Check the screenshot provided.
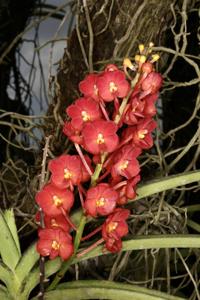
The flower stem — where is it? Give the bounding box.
[113,180,127,190]
[78,185,85,210]
[77,238,104,258]
[74,143,93,176]
[91,152,107,186]
[61,208,77,231]
[99,101,110,121]
[98,169,110,182]
[114,73,140,125]
[81,225,102,241]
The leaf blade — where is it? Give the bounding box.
[15,242,40,283]
[4,209,21,255]
[0,210,21,270]
[31,280,185,300]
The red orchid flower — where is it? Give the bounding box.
[122,118,157,149]
[35,212,71,232]
[123,95,145,125]
[111,145,141,180]
[143,92,159,117]
[63,121,83,145]
[79,73,100,101]
[84,183,118,217]
[97,70,130,102]
[102,208,130,252]
[105,237,122,253]
[36,228,74,260]
[82,119,119,155]
[132,118,157,149]
[36,183,74,216]
[48,154,92,189]
[124,91,159,125]
[140,72,162,98]
[66,97,102,130]
[117,174,141,205]
[44,215,70,233]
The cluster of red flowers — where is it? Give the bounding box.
[36,45,162,260]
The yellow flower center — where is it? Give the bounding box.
[81,110,90,121]
[120,160,129,170]
[64,168,72,179]
[96,133,105,144]
[51,240,60,250]
[107,221,118,233]
[109,81,118,93]
[138,129,148,139]
[96,197,105,207]
[53,195,63,207]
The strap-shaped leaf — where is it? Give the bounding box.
[74,235,200,262]
[135,170,200,200]
[0,262,13,287]
[31,280,185,300]
[15,242,39,283]
[0,210,21,270]
[0,285,10,300]
[22,234,200,298]
[4,209,21,255]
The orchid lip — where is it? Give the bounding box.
[107,221,118,233]
[96,197,105,207]
[51,240,60,250]
[81,110,90,121]
[109,81,118,93]
[138,129,148,139]
[96,133,105,144]
[53,195,63,207]
[120,160,129,170]
[64,168,72,179]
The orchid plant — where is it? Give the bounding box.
[36,43,162,262]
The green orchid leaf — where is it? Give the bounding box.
[0,262,13,288]
[4,209,21,255]
[23,234,200,297]
[73,234,200,263]
[0,210,21,270]
[15,242,39,284]
[0,286,11,300]
[0,283,8,293]
[31,280,185,300]
[135,170,200,200]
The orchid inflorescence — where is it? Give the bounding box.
[36,43,163,260]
